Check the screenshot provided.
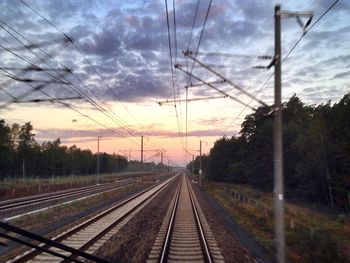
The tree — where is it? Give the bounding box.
[17,122,36,178]
[240,106,274,189]
[0,119,13,179]
[206,93,350,211]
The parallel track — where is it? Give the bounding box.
[0,180,132,213]
[8,174,179,263]
[148,174,225,263]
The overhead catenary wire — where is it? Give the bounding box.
[184,50,268,107]
[0,36,139,139]
[186,0,200,75]
[184,0,212,164]
[221,0,340,135]
[187,0,212,86]
[197,51,273,60]
[165,0,185,153]
[0,67,141,146]
[0,19,144,142]
[175,64,256,111]
[172,0,185,155]
[185,1,200,155]
[0,17,156,144]
[18,0,166,154]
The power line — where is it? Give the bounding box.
[197,51,273,59]
[221,0,340,135]
[18,0,157,147]
[165,0,185,152]
[172,0,185,151]
[176,64,256,110]
[187,0,212,86]
[4,0,182,157]
[0,19,143,140]
[0,67,141,146]
[185,0,211,164]
[184,51,268,107]
[186,0,200,73]
[0,37,139,140]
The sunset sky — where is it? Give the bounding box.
[0,0,349,165]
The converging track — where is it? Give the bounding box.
[148,174,225,263]
[8,174,180,263]
[0,180,134,221]
[0,180,134,212]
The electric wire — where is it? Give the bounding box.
[187,0,212,86]
[18,0,166,153]
[165,0,185,153]
[0,67,141,145]
[0,19,143,141]
[185,0,211,164]
[185,1,200,157]
[221,0,340,135]
[0,34,139,139]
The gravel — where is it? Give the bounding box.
[93,176,180,262]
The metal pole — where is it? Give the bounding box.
[274,5,285,263]
[199,140,202,187]
[192,155,194,175]
[186,87,188,164]
[97,137,100,185]
[141,136,143,170]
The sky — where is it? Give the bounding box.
[0,0,349,166]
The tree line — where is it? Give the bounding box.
[0,120,129,179]
[188,93,350,211]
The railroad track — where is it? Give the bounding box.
[0,180,133,213]
[148,174,225,263]
[8,173,179,263]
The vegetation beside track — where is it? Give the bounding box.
[204,181,350,262]
[0,183,144,262]
[0,172,152,200]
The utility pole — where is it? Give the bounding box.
[199,140,202,187]
[273,5,313,263]
[141,136,144,171]
[274,5,285,263]
[191,154,194,175]
[97,136,101,185]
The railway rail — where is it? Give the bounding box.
[148,174,225,263]
[0,180,133,213]
[6,173,179,263]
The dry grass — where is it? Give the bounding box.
[0,184,139,262]
[0,172,147,200]
[204,181,350,262]
[10,184,135,230]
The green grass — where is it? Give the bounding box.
[0,172,145,200]
[204,181,350,262]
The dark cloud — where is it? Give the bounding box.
[79,28,122,57]
[332,71,350,80]
[0,0,348,107]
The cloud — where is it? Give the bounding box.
[195,117,228,126]
[36,126,225,141]
[0,0,348,108]
[331,71,350,80]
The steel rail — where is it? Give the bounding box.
[159,179,181,263]
[187,177,213,263]
[0,182,125,211]
[10,174,179,262]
